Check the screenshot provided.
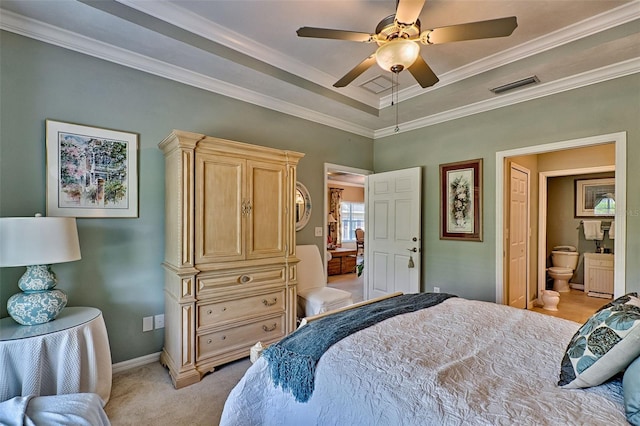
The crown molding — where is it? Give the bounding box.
[118,0,380,108]
[381,1,640,108]
[0,9,374,139]
[374,58,640,138]
[1,6,637,141]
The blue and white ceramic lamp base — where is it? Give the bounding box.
[7,264,67,326]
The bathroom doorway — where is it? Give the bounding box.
[495,132,627,310]
[540,167,615,295]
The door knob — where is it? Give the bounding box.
[407,247,417,253]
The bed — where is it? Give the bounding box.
[221,294,638,425]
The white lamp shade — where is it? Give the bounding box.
[0,216,81,267]
[375,39,420,72]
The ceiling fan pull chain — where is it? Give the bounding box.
[394,72,400,133]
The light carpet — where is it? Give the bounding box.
[104,358,251,425]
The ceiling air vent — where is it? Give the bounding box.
[359,75,396,94]
[490,76,539,94]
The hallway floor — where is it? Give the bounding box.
[328,271,363,303]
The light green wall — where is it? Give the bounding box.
[374,73,640,301]
[2,29,639,364]
[0,32,373,363]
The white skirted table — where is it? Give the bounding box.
[0,307,112,405]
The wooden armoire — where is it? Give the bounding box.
[158,130,303,388]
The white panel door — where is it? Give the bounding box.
[365,167,421,299]
[508,163,529,308]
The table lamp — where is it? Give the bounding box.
[0,214,81,325]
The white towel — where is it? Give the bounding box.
[583,220,603,240]
[608,221,615,239]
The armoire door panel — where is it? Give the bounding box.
[246,161,286,259]
[195,154,245,263]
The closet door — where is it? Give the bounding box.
[195,153,245,264]
[246,160,286,259]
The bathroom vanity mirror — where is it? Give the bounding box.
[295,182,312,231]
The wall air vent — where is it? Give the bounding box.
[490,76,540,94]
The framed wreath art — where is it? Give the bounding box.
[439,158,483,242]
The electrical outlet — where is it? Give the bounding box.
[433,287,440,293]
[154,314,165,329]
[143,316,153,332]
[314,227,323,237]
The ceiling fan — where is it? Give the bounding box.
[297,0,517,88]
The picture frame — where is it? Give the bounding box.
[575,178,615,218]
[46,120,139,218]
[440,158,483,241]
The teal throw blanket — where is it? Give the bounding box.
[263,292,457,402]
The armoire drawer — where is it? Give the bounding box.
[197,289,285,328]
[197,265,286,296]
[197,315,285,361]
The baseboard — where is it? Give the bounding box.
[112,351,162,374]
[528,296,541,309]
[570,283,584,290]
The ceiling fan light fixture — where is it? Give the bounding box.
[375,38,420,73]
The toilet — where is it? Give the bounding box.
[548,246,579,293]
[542,290,560,311]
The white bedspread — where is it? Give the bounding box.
[221,298,626,425]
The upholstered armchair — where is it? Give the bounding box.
[296,245,353,317]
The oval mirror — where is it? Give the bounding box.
[295,182,312,231]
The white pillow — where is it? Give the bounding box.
[558,293,640,388]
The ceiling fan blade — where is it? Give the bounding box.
[395,0,426,25]
[408,55,439,88]
[297,27,374,42]
[334,54,377,87]
[426,17,518,44]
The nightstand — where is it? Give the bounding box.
[0,307,112,405]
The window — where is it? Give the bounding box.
[340,202,364,242]
[594,193,615,216]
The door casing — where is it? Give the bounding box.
[495,132,627,304]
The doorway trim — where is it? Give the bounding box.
[323,163,372,272]
[537,165,615,302]
[495,132,627,304]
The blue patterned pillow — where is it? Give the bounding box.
[596,292,638,313]
[624,356,640,426]
[559,293,640,388]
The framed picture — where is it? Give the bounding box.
[46,120,139,218]
[440,158,483,241]
[575,178,615,218]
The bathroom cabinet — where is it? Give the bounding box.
[584,253,614,298]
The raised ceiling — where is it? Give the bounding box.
[1,0,639,138]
